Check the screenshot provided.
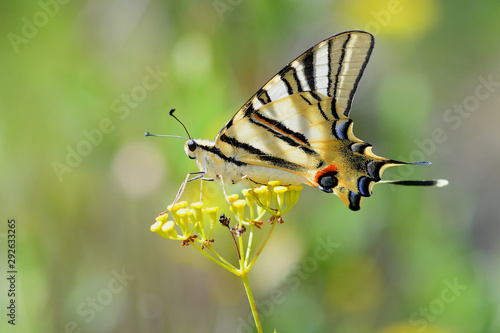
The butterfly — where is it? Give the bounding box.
[154,31,447,211]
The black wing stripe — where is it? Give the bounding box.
[257,88,272,104]
[302,50,316,91]
[300,94,313,105]
[220,134,306,172]
[252,112,310,146]
[243,102,255,117]
[316,100,328,121]
[249,116,318,156]
[198,143,246,167]
[309,91,323,102]
[291,67,304,93]
[332,34,351,114]
[343,36,374,117]
[279,68,295,96]
[305,92,329,120]
[327,38,333,97]
[220,133,264,155]
[258,155,305,171]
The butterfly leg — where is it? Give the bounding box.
[240,175,253,188]
[172,171,206,206]
[217,174,233,205]
[199,177,204,202]
[198,176,215,202]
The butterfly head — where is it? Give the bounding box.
[183,138,220,177]
[185,139,198,160]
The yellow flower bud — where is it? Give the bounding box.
[254,185,271,207]
[155,213,169,223]
[161,220,179,239]
[168,201,188,212]
[233,199,247,209]
[273,186,288,212]
[190,202,205,238]
[191,202,204,221]
[205,206,219,229]
[227,194,239,203]
[273,186,288,194]
[230,199,247,221]
[150,220,163,232]
[175,208,190,233]
[254,185,269,194]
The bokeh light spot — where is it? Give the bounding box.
[112,141,165,198]
[337,0,440,38]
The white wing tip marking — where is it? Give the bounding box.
[435,179,449,187]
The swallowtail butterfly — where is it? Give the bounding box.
[158,31,447,211]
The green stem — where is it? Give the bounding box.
[190,241,238,273]
[244,224,255,266]
[247,218,276,271]
[241,273,263,333]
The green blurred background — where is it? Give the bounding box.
[1,0,499,332]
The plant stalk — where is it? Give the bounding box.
[240,273,263,333]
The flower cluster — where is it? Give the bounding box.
[150,181,302,333]
[150,180,303,252]
[150,200,219,247]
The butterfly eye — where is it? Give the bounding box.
[187,140,197,152]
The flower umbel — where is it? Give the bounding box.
[150,181,302,254]
[150,181,303,333]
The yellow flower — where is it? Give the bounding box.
[204,206,219,228]
[190,201,205,237]
[231,199,247,222]
[167,200,188,212]
[227,194,239,203]
[254,185,271,208]
[273,186,288,212]
[175,208,190,234]
[161,221,179,239]
[151,219,179,239]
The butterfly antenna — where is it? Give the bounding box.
[144,108,193,140]
[144,132,188,140]
[169,108,192,140]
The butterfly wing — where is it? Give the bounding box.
[216,30,374,140]
[212,31,377,209]
[216,91,400,210]
[179,31,446,210]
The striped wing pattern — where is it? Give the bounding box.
[185,31,445,210]
[216,91,398,210]
[217,30,374,138]
[213,31,382,210]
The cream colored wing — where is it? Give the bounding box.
[215,30,374,142]
[215,92,408,210]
